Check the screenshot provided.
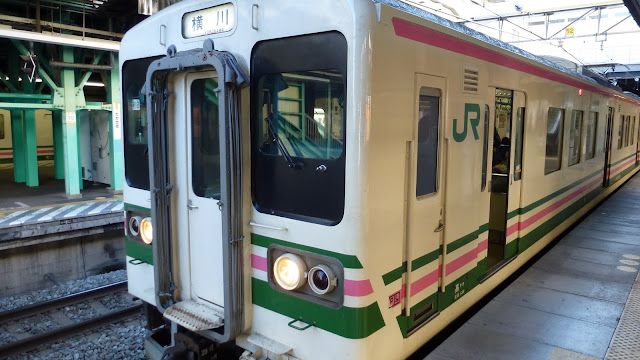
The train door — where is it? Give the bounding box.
[168,70,226,310]
[485,88,524,274]
[604,107,614,187]
[183,71,225,307]
[403,74,445,332]
[508,92,525,256]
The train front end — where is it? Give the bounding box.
[121,0,378,359]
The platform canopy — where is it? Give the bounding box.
[402,0,640,96]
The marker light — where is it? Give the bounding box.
[129,216,142,237]
[308,265,336,295]
[273,253,307,291]
[139,217,153,245]
[578,89,583,96]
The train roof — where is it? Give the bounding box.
[375,0,640,102]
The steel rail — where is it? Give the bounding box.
[0,303,143,358]
[0,280,127,324]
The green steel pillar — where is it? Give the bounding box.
[61,47,81,196]
[107,53,123,191]
[76,111,83,190]
[23,110,38,187]
[10,110,25,183]
[52,112,64,179]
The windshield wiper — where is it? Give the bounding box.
[265,113,304,169]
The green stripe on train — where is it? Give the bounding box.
[124,203,151,213]
[385,156,637,282]
[125,236,153,265]
[252,278,385,339]
[394,165,639,335]
[251,233,363,269]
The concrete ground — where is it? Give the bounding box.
[0,163,117,210]
[426,175,640,360]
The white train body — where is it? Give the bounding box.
[120,1,640,359]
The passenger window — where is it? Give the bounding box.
[416,87,440,197]
[625,115,631,147]
[191,78,221,199]
[545,108,564,174]
[618,115,624,149]
[481,104,489,191]
[631,117,636,145]
[568,110,583,166]
[584,111,597,160]
[514,107,525,181]
[0,114,4,139]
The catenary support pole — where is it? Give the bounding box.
[107,52,123,191]
[10,110,25,183]
[61,46,81,197]
[23,109,38,186]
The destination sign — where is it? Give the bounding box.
[183,3,235,39]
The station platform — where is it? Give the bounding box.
[0,166,123,247]
[426,175,640,360]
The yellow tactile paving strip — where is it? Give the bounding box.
[605,270,640,360]
[548,348,599,360]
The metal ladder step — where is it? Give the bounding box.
[163,300,224,332]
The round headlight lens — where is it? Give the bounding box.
[273,253,307,291]
[308,265,336,295]
[129,216,141,237]
[139,217,153,245]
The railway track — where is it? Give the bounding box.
[0,281,143,359]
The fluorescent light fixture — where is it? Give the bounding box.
[84,81,105,87]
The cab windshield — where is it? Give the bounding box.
[251,32,347,225]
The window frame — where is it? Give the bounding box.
[568,110,583,166]
[544,107,565,175]
[584,111,598,160]
[122,55,163,190]
[250,31,348,226]
[513,106,525,180]
[415,87,441,198]
[481,104,489,191]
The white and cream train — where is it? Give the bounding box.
[120,0,640,359]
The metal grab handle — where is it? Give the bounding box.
[251,4,259,30]
[128,258,144,265]
[187,200,198,210]
[287,318,315,331]
[434,222,444,232]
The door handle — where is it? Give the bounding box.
[434,222,444,232]
[187,200,198,210]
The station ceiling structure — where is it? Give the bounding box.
[403,0,640,96]
[0,0,147,196]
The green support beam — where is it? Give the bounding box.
[77,51,104,88]
[76,111,83,190]
[23,110,39,187]
[61,47,81,197]
[107,53,123,191]
[10,39,59,92]
[52,112,64,179]
[10,111,25,183]
[0,103,55,110]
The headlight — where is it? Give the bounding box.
[273,253,307,290]
[129,216,142,237]
[308,265,336,294]
[139,217,153,245]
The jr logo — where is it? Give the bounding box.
[453,103,481,142]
